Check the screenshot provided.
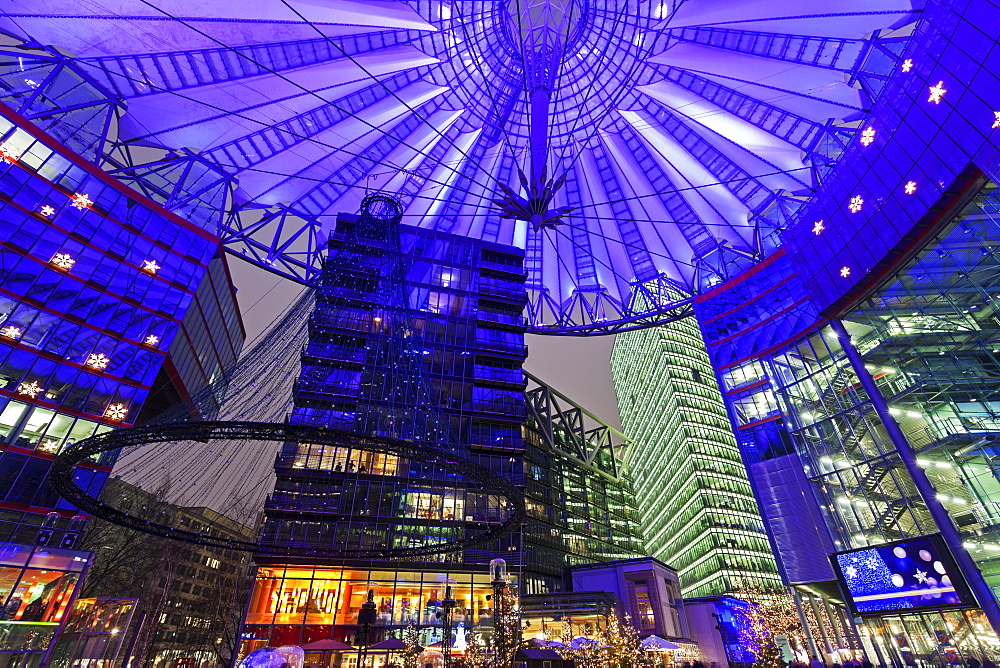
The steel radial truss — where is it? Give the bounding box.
[0,0,918,333]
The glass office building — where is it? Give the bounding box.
[0,90,242,665]
[611,316,783,598]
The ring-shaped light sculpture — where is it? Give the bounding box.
[50,421,526,559]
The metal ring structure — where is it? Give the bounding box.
[50,421,526,559]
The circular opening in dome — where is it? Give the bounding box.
[360,193,404,223]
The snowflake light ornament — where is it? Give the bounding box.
[0,326,21,340]
[51,253,76,270]
[143,334,160,347]
[39,205,55,217]
[104,403,129,421]
[904,181,917,195]
[860,126,876,147]
[849,195,864,213]
[927,81,946,104]
[993,111,1000,130]
[38,439,59,453]
[70,192,93,210]
[141,259,161,275]
[840,266,851,278]
[17,380,43,398]
[0,143,21,163]
[85,353,110,370]
[901,59,913,73]
[812,220,825,235]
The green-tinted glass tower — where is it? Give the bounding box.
[610,317,782,597]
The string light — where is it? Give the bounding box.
[848,195,864,213]
[927,81,946,104]
[0,326,21,340]
[51,253,76,270]
[16,381,43,398]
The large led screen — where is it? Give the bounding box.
[831,534,975,615]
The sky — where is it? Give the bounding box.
[227,257,624,430]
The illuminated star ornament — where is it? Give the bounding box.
[904,181,917,195]
[812,220,826,235]
[143,334,160,347]
[85,353,111,370]
[141,259,161,275]
[914,569,929,584]
[993,111,1000,130]
[840,266,851,278]
[849,195,864,213]
[928,81,947,104]
[39,205,55,217]
[860,127,876,147]
[104,403,129,421]
[50,253,76,270]
[70,192,94,210]
[16,380,43,398]
[901,59,913,73]
[0,143,21,163]
[0,326,21,340]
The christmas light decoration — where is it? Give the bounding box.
[51,253,76,270]
[734,580,808,668]
[927,81,946,104]
[0,143,21,163]
[860,126,876,146]
[993,111,1000,129]
[901,59,913,72]
[39,205,55,217]
[904,181,917,195]
[104,403,129,421]
[0,325,22,340]
[143,334,160,347]
[848,195,864,213]
[39,440,59,453]
[17,380,43,398]
[556,611,653,668]
[812,221,825,235]
[70,192,94,210]
[841,266,851,278]
[141,259,161,274]
[85,353,110,370]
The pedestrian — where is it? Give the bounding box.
[969,656,982,668]
[810,656,825,668]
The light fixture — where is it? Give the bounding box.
[993,111,1000,130]
[104,403,129,421]
[0,325,22,340]
[141,259,161,275]
[50,253,76,271]
[848,195,864,213]
[840,266,851,278]
[927,80,946,104]
[39,205,55,217]
[70,193,94,210]
[85,353,111,370]
[16,380,43,398]
[901,59,913,73]
[144,334,160,347]
[860,127,876,147]
[904,181,917,195]
[812,220,825,235]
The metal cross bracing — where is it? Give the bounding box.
[0,1,919,334]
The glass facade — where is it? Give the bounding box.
[611,311,783,597]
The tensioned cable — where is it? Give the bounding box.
[277,0,506,192]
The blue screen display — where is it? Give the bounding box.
[832,535,974,615]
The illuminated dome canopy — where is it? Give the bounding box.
[0,0,918,333]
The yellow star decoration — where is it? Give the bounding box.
[993,111,1000,130]
[901,59,913,73]
[848,195,864,213]
[51,253,76,270]
[927,81,946,104]
[104,403,129,421]
[0,326,21,339]
[16,380,43,398]
[840,266,851,278]
[860,127,876,147]
[40,205,55,217]
[141,259,161,274]
[812,221,825,235]
[904,181,917,195]
[144,334,160,347]
[70,192,94,210]
[85,353,111,370]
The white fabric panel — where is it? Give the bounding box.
[661,0,914,36]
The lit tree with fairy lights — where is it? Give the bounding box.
[555,611,653,668]
[402,623,422,668]
[734,580,807,668]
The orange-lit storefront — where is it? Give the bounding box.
[239,565,507,660]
